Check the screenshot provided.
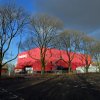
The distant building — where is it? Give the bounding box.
[76,64,99,73]
[1,65,8,74]
[15,48,91,73]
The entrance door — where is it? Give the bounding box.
[25,66,33,74]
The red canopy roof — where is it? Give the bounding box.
[15,48,91,71]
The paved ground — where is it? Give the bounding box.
[0,74,100,100]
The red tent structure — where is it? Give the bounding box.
[15,48,91,73]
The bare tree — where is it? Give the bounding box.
[91,41,100,72]
[55,30,82,73]
[22,14,63,75]
[79,34,94,73]
[0,3,29,77]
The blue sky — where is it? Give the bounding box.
[16,0,37,13]
[0,0,100,65]
[27,0,99,39]
[1,0,99,38]
[0,0,37,64]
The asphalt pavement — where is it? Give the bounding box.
[0,74,100,100]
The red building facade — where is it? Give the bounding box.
[15,48,91,73]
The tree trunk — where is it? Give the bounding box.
[98,67,100,73]
[41,67,45,75]
[41,59,45,75]
[68,63,72,73]
[0,64,2,79]
[68,67,71,73]
[0,51,2,78]
[85,66,89,73]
